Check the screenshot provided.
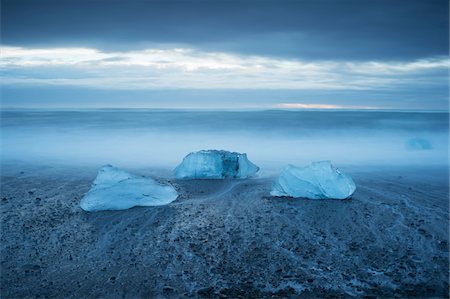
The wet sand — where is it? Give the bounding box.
[1,163,449,298]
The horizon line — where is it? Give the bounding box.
[0,106,448,113]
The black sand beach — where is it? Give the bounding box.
[1,163,448,298]
[2,0,449,296]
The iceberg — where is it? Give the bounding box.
[174,150,259,179]
[80,165,178,212]
[406,137,432,150]
[270,161,356,199]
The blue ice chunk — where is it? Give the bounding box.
[406,137,432,150]
[174,150,259,179]
[271,161,356,199]
[80,165,178,212]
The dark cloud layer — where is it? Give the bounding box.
[2,0,449,60]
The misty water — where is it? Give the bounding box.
[1,109,448,175]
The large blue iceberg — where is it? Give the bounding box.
[270,161,356,199]
[80,165,178,212]
[174,150,259,179]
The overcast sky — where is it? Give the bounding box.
[1,0,449,110]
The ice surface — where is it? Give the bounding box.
[406,137,432,150]
[270,161,356,199]
[80,165,178,211]
[174,150,259,179]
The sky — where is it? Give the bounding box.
[1,0,449,110]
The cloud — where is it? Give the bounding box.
[1,46,448,90]
[2,0,448,60]
[345,58,449,74]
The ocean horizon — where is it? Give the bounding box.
[1,108,448,172]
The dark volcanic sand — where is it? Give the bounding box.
[1,164,449,298]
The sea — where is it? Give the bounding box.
[1,109,448,175]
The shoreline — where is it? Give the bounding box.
[1,163,449,298]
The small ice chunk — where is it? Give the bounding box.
[174,150,259,179]
[406,137,432,150]
[271,161,356,199]
[80,165,178,212]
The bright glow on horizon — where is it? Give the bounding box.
[275,103,380,110]
[1,46,448,91]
